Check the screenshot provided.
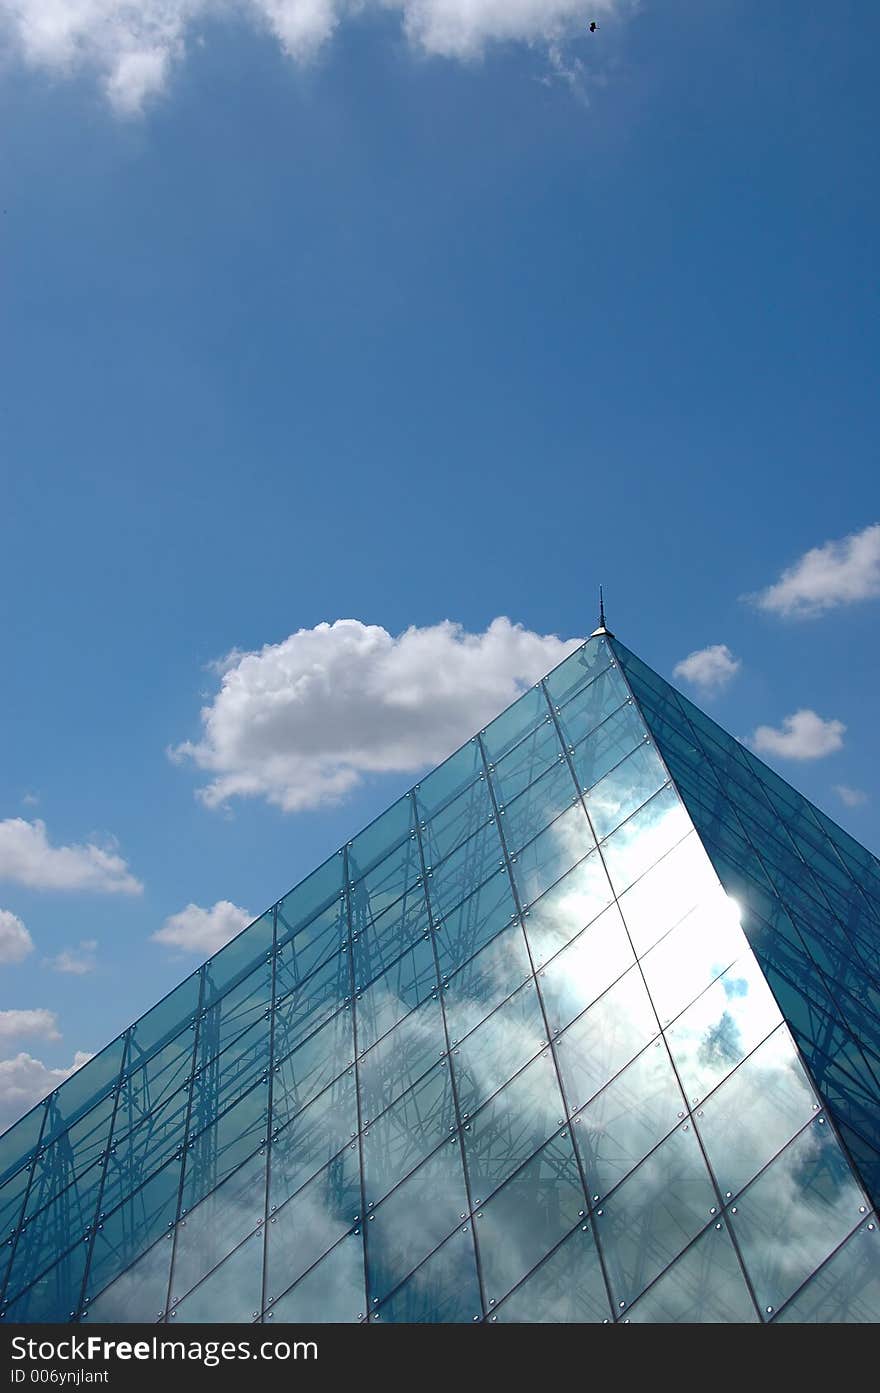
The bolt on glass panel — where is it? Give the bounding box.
[491,1220,611,1323]
[267,1229,365,1323]
[481,684,551,766]
[599,785,691,898]
[522,849,614,966]
[265,1145,361,1307]
[555,966,659,1113]
[434,870,517,978]
[441,921,532,1035]
[512,803,595,906]
[365,1141,468,1307]
[554,664,631,750]
[450,980,546,1119]
[362,1059,456,1205]
[567,698,648,797]
[625,1220,757,1323]
[464,1049,565,1204]
[543,637,611,708]
[83,1234,172,1323]
[775,1220,880,1323]
[85,1155,183,1309]
[729,1115,870,1316]
[358,996,446,1120]
[595,1123,718,1311]
[354,932,437,1052]
[171,1147,266,1304]
[420,777,494,869]
[499,759,580,858]
[374,1225,481,1323]
[269,1069,356,1211]
[171,1227,263,1324]
[489,715,562,807]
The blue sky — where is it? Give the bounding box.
[1,0,878,1128]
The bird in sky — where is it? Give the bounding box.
[589,21,599,32]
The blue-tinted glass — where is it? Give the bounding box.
[429,819,505,920]
[435,870,517,977]
[272,1008,353,1129]
[543,637,611,707]
[523,848,614,965]
[513,803,595,907]
[556,966,658,1112]
[490,715,561,807]
[275,855,343,947]
[265,1145,360,1306]
[171,1228,262,1323]
[442,921,531,1031]
[568,698,647,795]
[359,996,446,1120]
[491,1221,611,1322]
[268,1230,365,1322]
[482,683,549,765]
[776,1220,880,1323]
[4,1242,88,1322]
[574,1040,685,1200]
[730,1116,868,1314]
[363,1059,455,1204]
[625,1221,756,1323]
[538,903,635,1033]
[366,1141,468,1306]
[583,739,667,842]
[355,931,437,1050]
[475,1130,585,1305]
[596,1124,717,1310]
[500,759,578,857]
[450,980,546,1118]
[84,1236,172,1323]
[696,1025,819,1198]
[273,948,349,1055]
[413,741,483,823]
[39,1037,126,1153]
[205,910,274,998]
[181,1076,269,1213]
[355,835,423,922]
[352,883,431,994]
[421,776,494,868]
[171,1149,264,1305]
[85,1157,182,1305]
[348,794,415,881]
[464,1049,565,1202]
[666,953,783,1104]
[269,1069,356,1210]
[599,785,692,896]
[128,973,201,1068]
[555,664,631,749]
[375,1226,481,1323]
[275,896,347,989]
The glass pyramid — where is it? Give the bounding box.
[2,632,879,1325]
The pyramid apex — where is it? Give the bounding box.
[590,584,615,638]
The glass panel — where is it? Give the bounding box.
[451,981,547,1118]
[363,1060,456,1204]
[523,849,614,966]
[442,921,531,1031]
[555,664,630,749]
[413,740,483,823]
[640,887,749,1026]
[3,1242,88,1322]
[435,870,517,977]
[127,973,201,1069]
[625,1221,757,1323]
[171,1149,265,1302]
[265,1146,360,1306]
[583,739,667,842]
[665,953,783,1104]
[375,1226,481,1323]
[272,1008,353,1129]
[275,895,347,990]
[359,997,446,1120]
[269,1070,357,1210]
[348,793,415,882]
[39,1036,126,1151]
[205,909,274,998]
[599,785,692,897]
[696,1025,819,1198]
[351,885,431,1001]
[776,1220,880,1323]
[366,1141,468,1306]
[729,1116,869,1315]
[85,1157,182,1305]
[464,1050,565,1203]
[596,1123,717,1310]
[171,1228,263,1323]
[490,716,561,807]
[200,958,272,1062]
[482,683,549,765]
[354,932,437,1051]
[568,698,647,795]
[538,903,635,1033]
[574,1040,685,1200]
[475,1130,585,1305]
[8,1158,104,1300]
[275,854,343,948]
[491,1221,610,1322]
[556,966,658,1112]
[84,1235,172,1323]
[501,760,578,857]
[429,820,505,920]
[273,948,349,1056]
[512,804,595,907]
[421,777,494,869]
[544,637,611,707]
[268,1230,365,1322]
[355,835,422,920]
[181,1077,269,1213]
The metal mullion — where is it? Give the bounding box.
[74,1033,132,1319]
[769,1212,877,1323]
[162,964,207,1319]
[343,844,373,1324]
[476,724,617,1323]
[410,792,486,1321]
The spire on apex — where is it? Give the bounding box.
[591,585,615,639]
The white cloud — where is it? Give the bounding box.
[45,939,99,975]
[672,644,741,696]
[751,523,880,619]
[0,0,625,115]
[0,819,142,895]
[751,710,845,762]
[172,617,580,812]
[0,910,34,965]
[0,1051,92,1133]
[153,900,252,954]
[834,784,868,809]
[0,1009,61,1043]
